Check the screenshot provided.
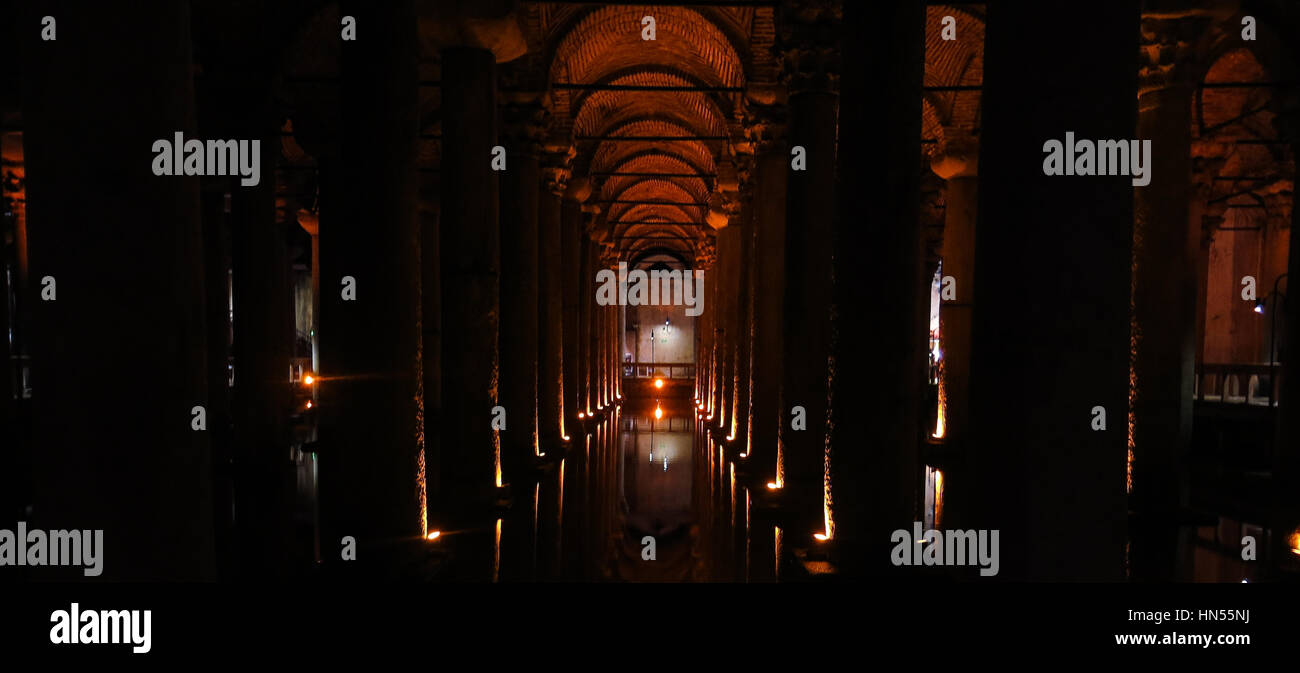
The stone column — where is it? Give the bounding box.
[539,153,570,448]
[747,121,788,490]
[777,4,840,539]
[1131,49,1198,580]
[499,96,543,481]
[437,45,499,525]
[827,0,927,575]
[928,143,978,534]
[20,3,213,579]
[577,232,592,415]
[318,1,421,570]
[969,1,1137,580]
[561,180,590,432]
[212,28,295,578]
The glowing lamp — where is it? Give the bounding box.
[813,533,830,542]
[426,531,441,541]
[654,378,665,389]
[766,482,780,490]
[654,406,664,420]
[578,412,585,419]
[305,400,313,409]
[303,373,315,385]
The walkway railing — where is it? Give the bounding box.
[1196,363,1279,407]
[624,361,694,379]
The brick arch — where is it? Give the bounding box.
[923,5,984,133]
[605,179,706,224]
[570,71,731,138]
[585,120,718,177]
[547,5,741,258]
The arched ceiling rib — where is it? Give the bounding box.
[547,5,747,262]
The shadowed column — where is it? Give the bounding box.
[318,1,421,573]
[830,0,927,576]
[969,0,1136,580]
[20,3,214,579]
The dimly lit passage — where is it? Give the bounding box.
[1,1,1299,585]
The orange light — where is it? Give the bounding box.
[814,533,830,542]
[1289,532,1300,555]
[305,400,313,409]
[578,412,585,419]
[303,374,315,386]
[426,531,441,541]
[561,434,571,442]
[766,482,779,490]
[654,406,664,420]
[726,433,735,442]
[654,378,664,389]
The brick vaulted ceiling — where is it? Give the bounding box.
[535,3,760,264]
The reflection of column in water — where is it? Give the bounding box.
[774,526,783,580]
[493,518,502,583]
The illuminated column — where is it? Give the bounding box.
[777,4,840,539]
[733,172,755,450]
[317,0,422,567]
[561,180,591,431]
[539,154,570,447]
[1130,49,1198,580]
[499,96,543,481]
[748,118,788,491]
[20,3,214,579]
[437,44,500,524]
[927,140,977,538]
[969,1,1136,580]
[932,147,977,445]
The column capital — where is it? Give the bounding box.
[500,92,548,154]
[541,144,574,196]
[930,135,979,179]
[694,238,718,269]
[777,0,841,95]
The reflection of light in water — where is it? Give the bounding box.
[493,518,502,583]
[654,406,663,420]
[774,526,783,578]
[663,457,668,472]
[934,469,945,528]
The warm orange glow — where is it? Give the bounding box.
[493,518,502,583]
[426,530,441,541]
[561,434,571,442]
[578,412,585,419]
[654,378,664,389]
[766,481,780,490]
[654,406,664,420]
[934,469,945,529]
[1289,532,1300,555]
[726,433,736,442]
[305,400,313,409]
[933,363,946,438]
[303,373,315,386]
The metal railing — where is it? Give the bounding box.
[624,361,695,379]
[1196,363,1279,407]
